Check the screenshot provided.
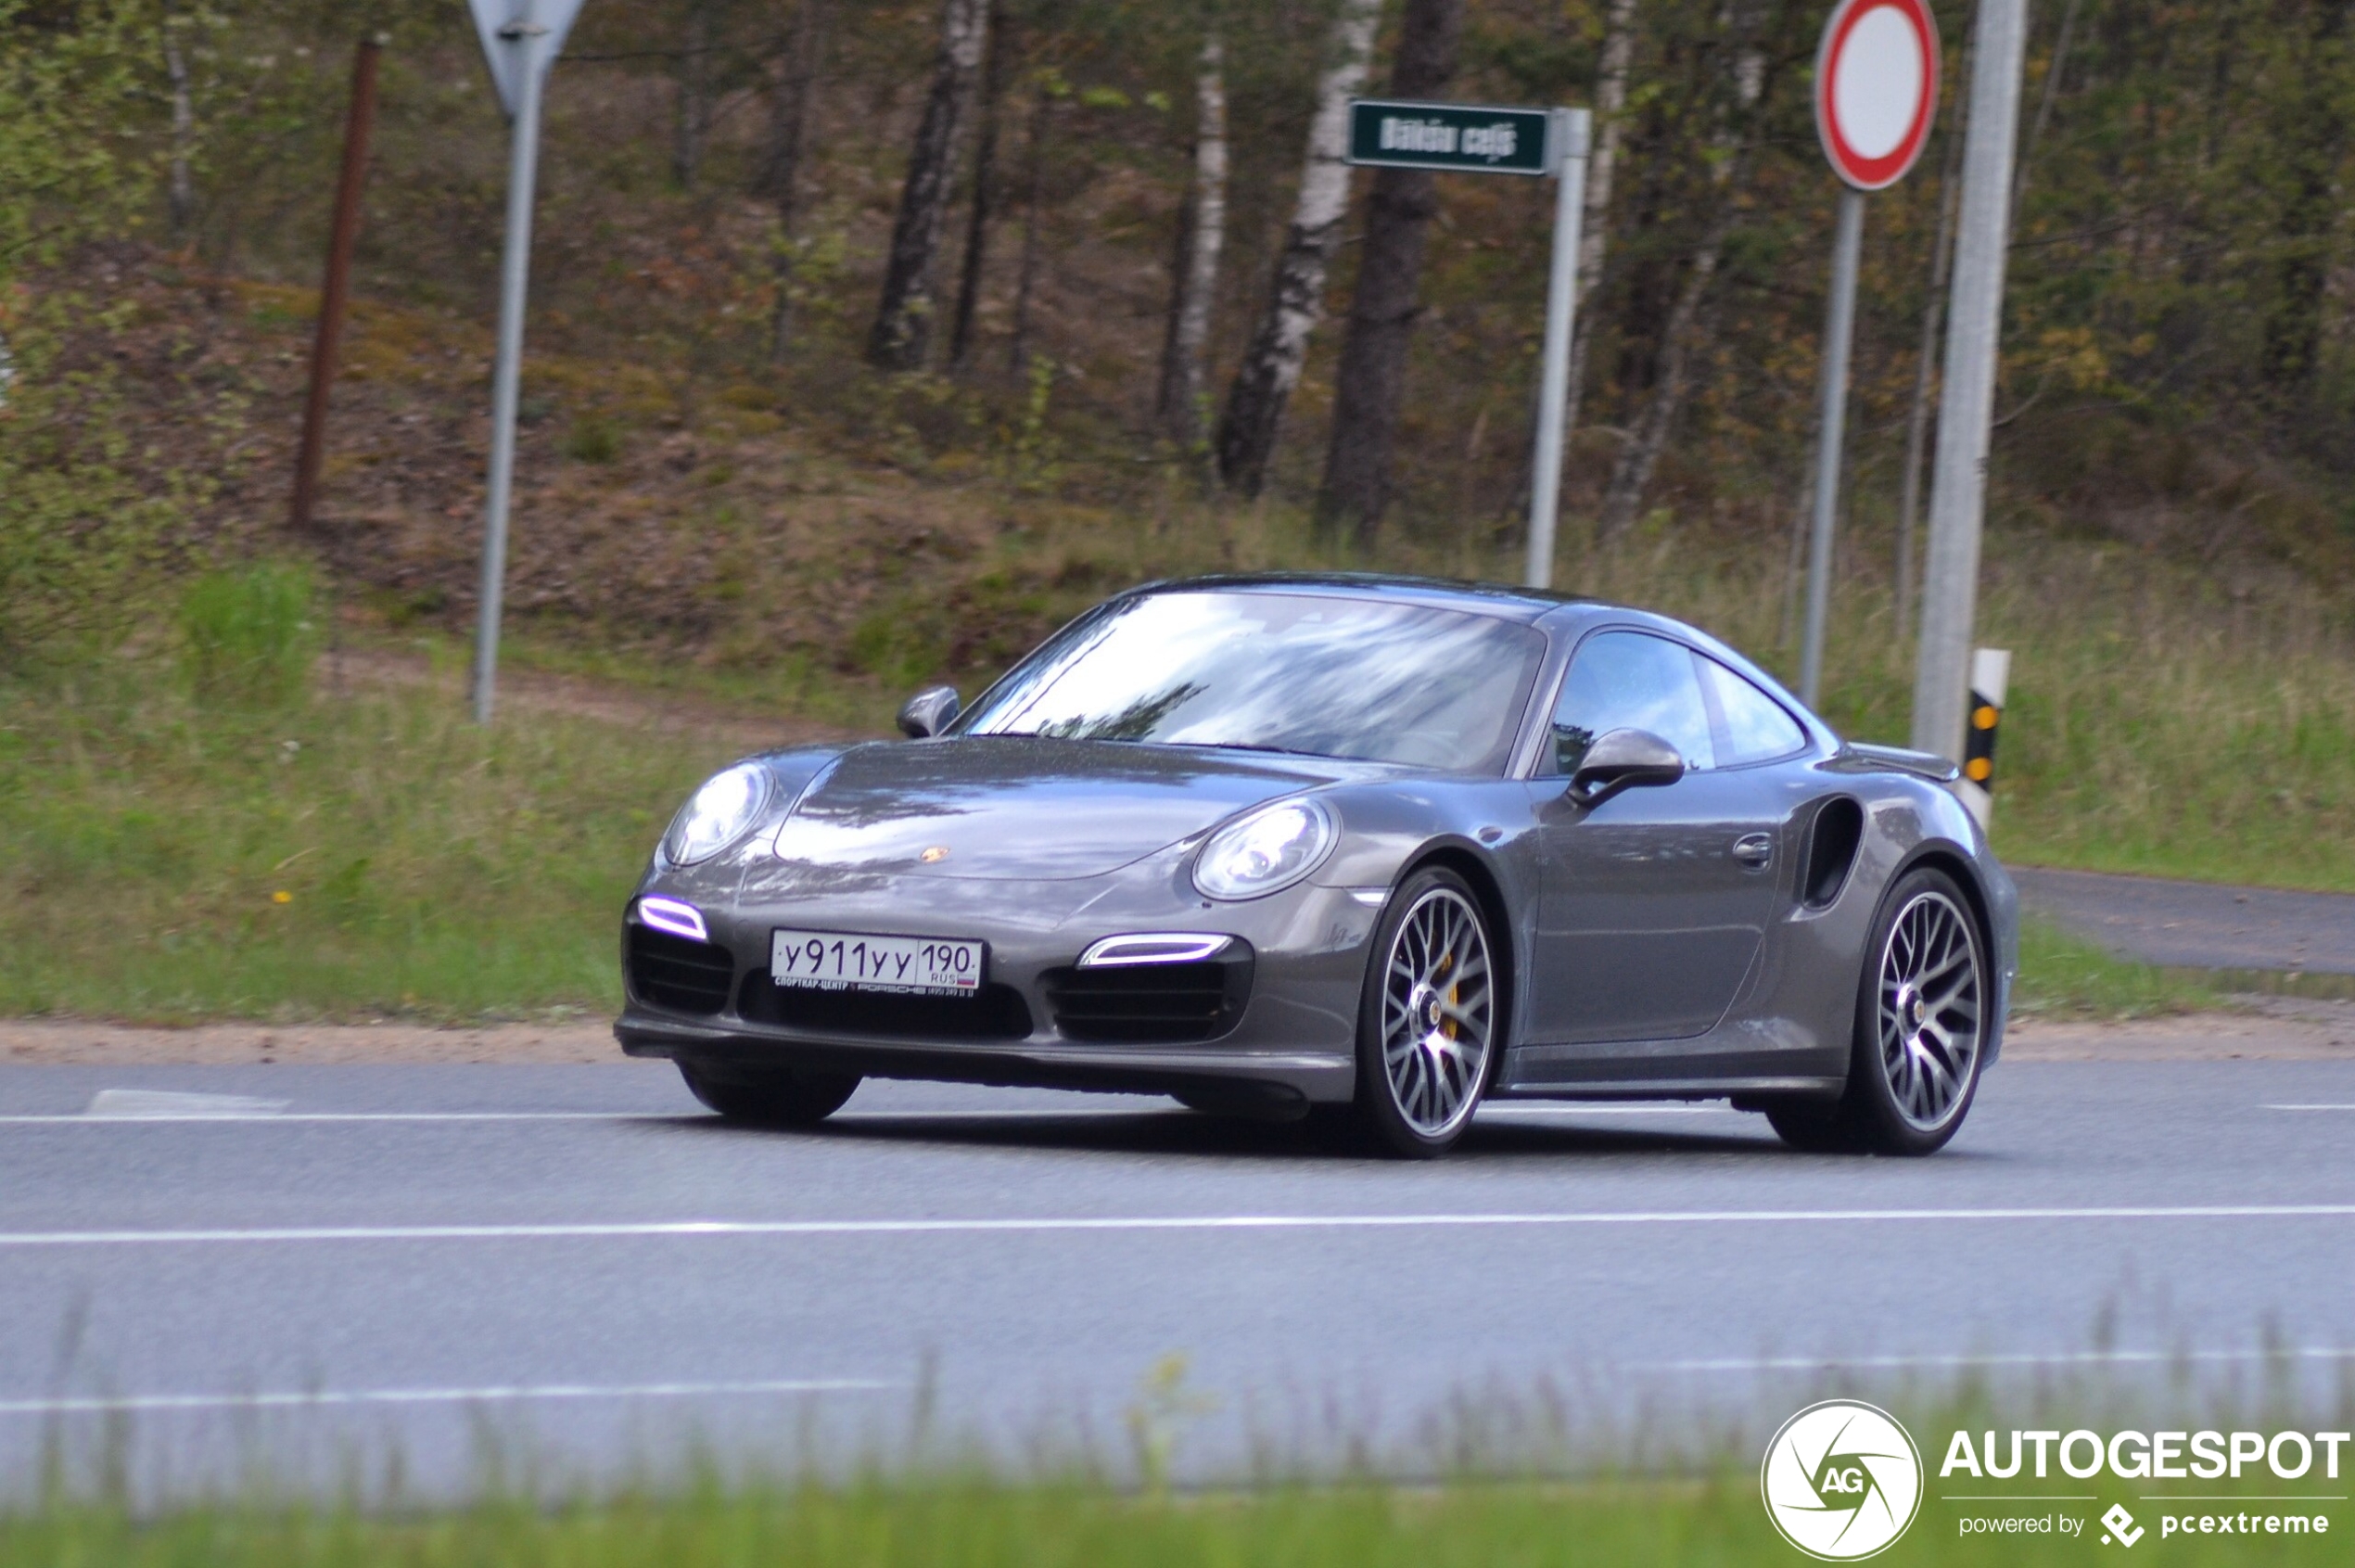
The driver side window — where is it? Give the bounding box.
[1543,631,1715,776]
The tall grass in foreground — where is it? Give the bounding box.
[0,1472,2339,1566]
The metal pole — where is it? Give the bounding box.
[290,38,380,534]
[1799,186,1865,709]
[1910,0,2029,760]
[472,32,546,727]
[1523,108,1591,592]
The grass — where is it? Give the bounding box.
[0,1469,2343,1566]
[0,646,734,1024]
[2,537,2344,1025]
[2011,918,2221,1018]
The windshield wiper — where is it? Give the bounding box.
[1180,741,1339,760]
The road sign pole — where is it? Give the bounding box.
[1523,108,1589,592]
[1910,0,2027,760]
[1799,186,1865,708]
[471,30,546,727]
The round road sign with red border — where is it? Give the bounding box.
[1814,0,1940,191]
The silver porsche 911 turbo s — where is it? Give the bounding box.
[616,574,2016,1157]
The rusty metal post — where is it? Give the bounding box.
[290,38,381,533]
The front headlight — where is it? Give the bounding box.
[1192,798,1336,901]
[663,762,769,865]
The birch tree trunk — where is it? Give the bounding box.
[673,0,716,190]
[764,0,832,361]
[1212,0,1384,498]
[1316,0,1465,544]
[161,1,195,236]
[1594,4,1770,545]
[1558,0,1637,464]
[1156,31,1228,447]
[948,0,1013,372]
[869,0,991,371]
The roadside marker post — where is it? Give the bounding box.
[1958,646,2008,828]
[1343,99,1591,591]
[1799,0,1940,709]
[466,0,585,725]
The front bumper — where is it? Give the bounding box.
[613,867,1376,1106]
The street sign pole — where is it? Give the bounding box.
[1801,0,1940,711]
[1798,187,1864,708]
[472,44,542,726]
[1911,0,2028,762]
[465,0,584,726]
[1524,108,1591,592]
[1340,98,1583,590]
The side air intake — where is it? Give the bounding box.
[1802,797,1865,910]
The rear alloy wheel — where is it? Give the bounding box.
[677,1058,860,1127]
[1768,866,1987,1156]
[1353,869,1498,1158]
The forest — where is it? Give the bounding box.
[7,0,2355,646]
[5,0,2355,1027]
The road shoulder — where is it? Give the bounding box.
[5,1003,2353,1065]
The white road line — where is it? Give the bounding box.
[0,1204,2351,1249]
[1646,1346,2355,1373]
[0,1378,895,1418]
[0,1112,653,1126]
[2269,1104,2355,1112]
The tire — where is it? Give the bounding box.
[1351,867,1501,1158]
[677,1057,860,1127]
[1767,865,1989,1156]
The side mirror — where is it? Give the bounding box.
[1566,727,1687,809]
[897,685,961,739]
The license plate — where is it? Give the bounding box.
[769,928,984,997]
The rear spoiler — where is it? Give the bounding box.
[1828,741,1962,784]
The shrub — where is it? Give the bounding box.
[178,562,317,705]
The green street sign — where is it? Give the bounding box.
[1345,99,1553,176]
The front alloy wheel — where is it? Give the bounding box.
[1354,868,1498,1157]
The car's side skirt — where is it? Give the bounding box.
[1489,1076,1846,1103]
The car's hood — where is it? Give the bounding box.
[767,737,1342,881]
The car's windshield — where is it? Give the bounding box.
[957,590,1546,771]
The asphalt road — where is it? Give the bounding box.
[2,1058,2351,1497]
[2013,866,2355,975]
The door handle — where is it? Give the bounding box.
[1731,833,1775,869]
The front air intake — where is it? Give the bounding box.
[626,924,735,1015]
[1042,952,1253,1045]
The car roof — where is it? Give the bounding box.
[1121,571,1592,624]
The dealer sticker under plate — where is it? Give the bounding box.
[770,928,984,996]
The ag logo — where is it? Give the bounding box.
[1761,1399,1923,1560]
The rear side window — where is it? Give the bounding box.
[1543,631,1715,775]
[1699,657,1807,766]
